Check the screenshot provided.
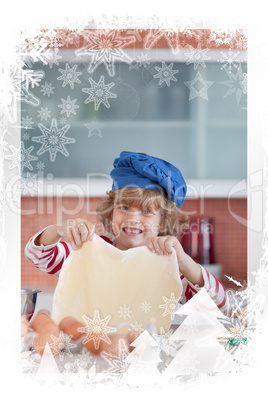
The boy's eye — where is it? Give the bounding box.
[143,209,152,215]
[119,205,128,211]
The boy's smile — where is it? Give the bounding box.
[111,204,161,250]
[122,226,143,235]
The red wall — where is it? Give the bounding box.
[21,196,247,291]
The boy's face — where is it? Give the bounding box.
[111,203,162,250]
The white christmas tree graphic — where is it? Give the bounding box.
[35,343,61,385]
[163,288,239,376]
[121,330,162,386]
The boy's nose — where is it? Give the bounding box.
[126,211,140,224]
[127,217,140,225]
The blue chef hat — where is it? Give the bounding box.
[110,151,187,208]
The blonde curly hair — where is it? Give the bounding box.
[96,187,189,237]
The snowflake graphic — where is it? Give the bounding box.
[128,60,139,71]
[183,44,211,70]
[73,349,94,371]
[21,350,41,374]
[37,106,51,121]
[118,304,133,320]
[218,49,242,72]
[136,53,151,67]
[78,310,115,350]
[21,173,40,196]
[141,301,151,313]
[220,64,247,105]
[21,116,34,130]
[59,117,67,125]
[100,339,130,375]
[47,49,62,68]
[76,30,136,77]
[129,321,144,335]
[209,29,242,48]
[42,29,64,49]
[21,69,45,90]
[0,63,21,120]
[184,71,214,101]
[36,161,45,171]
[125,28,144,42]
[32,118,74,162]
[64,29,82,47]
[47,331,67,360]
[143,30,181,54]
[21,82,41,107]
[49,331,77,361]
[1,177,21,209]
[149,316,157,325]
[20,47,53,69]
[21,142,38,172]
[22,133,30,141]
[63,349,94,373]
[82,75,117,111]
[84,119,105,138]
[235,35,248,50]
[5,142,38,172]
[58,96,79,117]
[40,82,55,97]
[153,61,179,87]
[57,63,82,88]
[159,292,180,320]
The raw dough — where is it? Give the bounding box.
[52,234,182,335]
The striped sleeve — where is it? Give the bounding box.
[179,265,228,313]
[24,226,71,277]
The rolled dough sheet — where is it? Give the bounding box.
[52,234,182,335]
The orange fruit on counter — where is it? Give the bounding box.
[64,321,84,341]
[59,316,77,332]
[31,313,52,333]
[32,315,59,334]
[38,321,60,336]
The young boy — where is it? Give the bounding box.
[25,151,227,312]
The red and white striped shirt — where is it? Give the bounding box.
[24,227,228,313]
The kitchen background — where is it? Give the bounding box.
[20,29,247,293]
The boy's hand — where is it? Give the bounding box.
[147,235,204,287]
[147,236,185,263]
[56,219,95,249]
